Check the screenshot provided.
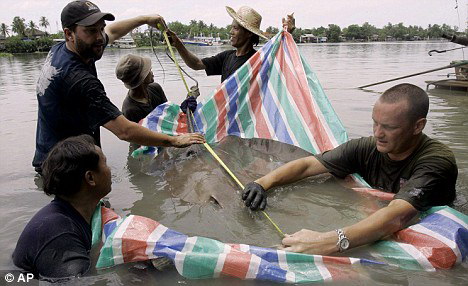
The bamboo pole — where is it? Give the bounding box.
[358,60,468,89]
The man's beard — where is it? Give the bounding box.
[75,37,104,61]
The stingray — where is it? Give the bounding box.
[144,136,312,208]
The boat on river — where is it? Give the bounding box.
[426,60,468,92]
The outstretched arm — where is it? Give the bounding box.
[165,29,206,70]
[243,156,329,210]
[104,115,205,148]
[280,199,418,255]
[105,14,166,45]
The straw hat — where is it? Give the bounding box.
[226,6,268,40]
[115,54,152,89]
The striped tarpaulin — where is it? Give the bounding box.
[133,31,347,157]
[91,205,467,283]
[116,31,468,282]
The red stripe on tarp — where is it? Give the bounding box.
[175,112,188,134]
[228,244,241,251]
[275,35,334,152]
[101,207,120,225]
[394,228,457,269]
[322,256,358,281]
[221,249,251,279]
[121,216,160,263]
[352,188,395,201]
[247,53,272,139]
[213,89,228,140]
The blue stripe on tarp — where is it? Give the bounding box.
[256,258,287,282]
[259,60,294,145]
[146,103,167,131]
[193,103,205,133]
[152,229,188,260]
[419,213,468,259]
[224,77,241,136]
[248,246,279,263]
[103,221,117,238]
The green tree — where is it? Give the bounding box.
[343,24,361,40]
[11,16,26,37]
[361,22,377,40]
[265,26,279,36]
[28,20,37,37]
[1,23,10,37]
[39,16,49,34]
[326,24,341,42]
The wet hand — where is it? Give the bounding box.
[165,29,179,45]
[279,229,337,255]
[242,182,267,211]
[180,96,197,114]
[282,13,296,33]
[171,133,205,148]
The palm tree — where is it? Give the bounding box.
[39,16,49,34]
[28,20,37,37]
[11,16,26,37]
[0,23,10,37]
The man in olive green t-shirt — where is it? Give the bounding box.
[242,83,458,255]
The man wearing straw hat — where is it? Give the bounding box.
[33,1,204,173]
[163,6,295,82]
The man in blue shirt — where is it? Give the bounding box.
[14,135,112,278]
[33,0,204,172]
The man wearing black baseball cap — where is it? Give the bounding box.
[33,0,205,173]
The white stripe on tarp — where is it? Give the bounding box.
[174,236,198,274]
[144,224,168,258]
[285,270,296,283]
[245,254,261,279]
[111,215,134,265]
[239,243,250,253]
[410,224,461,264]
[349,257,361,264]
[213,243,232,278]
[313,255,332,281]
[277,250,289,271]
[439,209,468,229]
[397,243,436,271]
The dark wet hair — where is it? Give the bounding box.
[380,83,429,122]
[42,135,100,197]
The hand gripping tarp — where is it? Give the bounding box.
[91,205,467,283]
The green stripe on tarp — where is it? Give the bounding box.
[269,62,317,154]
[285,252,325,283]
[182,237,225,279]
[370,240,425,271]
[201,100,218,143]
[90,204,102,247]
[236,64,255,138]
[160,104,181,134]
[301,56,348,146]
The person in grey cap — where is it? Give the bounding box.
[33,0,204,173]
[115,54,197,123]
[162,6,295,83]
[115,54,168,123]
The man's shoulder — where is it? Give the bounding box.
[416,135,456,163]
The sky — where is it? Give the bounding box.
[0,0,466,34]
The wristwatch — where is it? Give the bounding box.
[335,229,350,252]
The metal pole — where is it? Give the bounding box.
[358,60,468,89]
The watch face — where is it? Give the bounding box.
[340,238,350,250]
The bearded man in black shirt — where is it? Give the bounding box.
[242,83,458,255]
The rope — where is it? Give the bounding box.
[158,25,285,237]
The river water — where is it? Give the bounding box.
[0,41,467,285]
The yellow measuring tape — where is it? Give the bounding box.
[158,25,285,237]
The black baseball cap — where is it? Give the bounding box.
[61,0,115,28]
